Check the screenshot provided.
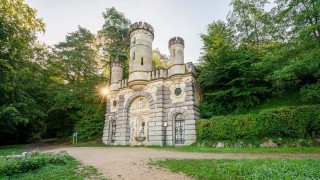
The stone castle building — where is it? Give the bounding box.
[102,22,200,146]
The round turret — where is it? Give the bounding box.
[109,60,123,91]
[168,37,184,48]
[169,37,184,65]
[128,22,154,90]
[129,22,154,39]
[111,61,123,84]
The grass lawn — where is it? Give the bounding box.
[72,143,320,153]
[0,145,24,156]
[148,146,320,153]
[0,146,104,180]
[152,159,320,180]
[0,158,104,180]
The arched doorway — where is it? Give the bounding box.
[174,113,185,144]
[128,96,150,145]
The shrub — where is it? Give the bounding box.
[196,105,320,143]
[0,151,72,176]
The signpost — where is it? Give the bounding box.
[73,131,78,144]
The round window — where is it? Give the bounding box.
[174,88,182,96]
[113,100,118,107]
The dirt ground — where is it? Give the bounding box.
[33,146,320,180]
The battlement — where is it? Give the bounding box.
[129,22,154,37]
[168,37,184,48]
[111,61,123,68]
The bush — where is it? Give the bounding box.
[0,151,72,176]
[196,105,320,143]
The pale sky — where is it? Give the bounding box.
[25,0,274,63]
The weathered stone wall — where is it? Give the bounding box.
[102,73,199,146]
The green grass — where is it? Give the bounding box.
[72,143,320,153]
[152,159,320,180]
[0,145,24,156]
[0,151,105,180]
[3,160,103,180]
[148,146,320,153]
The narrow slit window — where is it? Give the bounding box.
[141,58,144,65]
[173,49,176,57]
[133,52,135,60]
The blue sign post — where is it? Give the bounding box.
[73,131,78,144]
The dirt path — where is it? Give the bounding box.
[44,147,320,180]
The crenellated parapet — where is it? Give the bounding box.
[168,37,184,48]
[111,61,123,68]
[129,22,154,39]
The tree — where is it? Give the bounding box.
[0,0,46,144]
[273,0,320,43]
[46,27,106,140]
[152,49,169,69]
[227,0,273,48]
[98,7,131,80]
[197,21,270,117]
[54,26,100,84]
[265,0,320,101]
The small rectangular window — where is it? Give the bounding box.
[141,58,143,65]
[133,52,135,60]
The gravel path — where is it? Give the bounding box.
[44,147,320,180]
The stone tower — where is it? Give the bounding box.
[110,61,123,91]
[128,22,154,90]
[103,22,200,146]
[168,37,186,77]
[169,37,184,65]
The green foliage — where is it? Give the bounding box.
[99,7,130,61]
[237,91,308,114]
[198,0,320,120]
[98,7,131,79]
[0,151,104,180]
[45,26,106,141]
[0,0,47,144]
[0,152,71,176]
[196,105,320,142]
[153,159,320,179]
[0,6,132,144]
[197,21,270,117]
[301,82,320,103]
[74,103,105,141]
[227,0,273,47]
[152,49,169,69]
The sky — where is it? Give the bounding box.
[24,0,274,63]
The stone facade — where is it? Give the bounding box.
[102,22,200,146]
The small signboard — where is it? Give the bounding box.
[72,131,78,144]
